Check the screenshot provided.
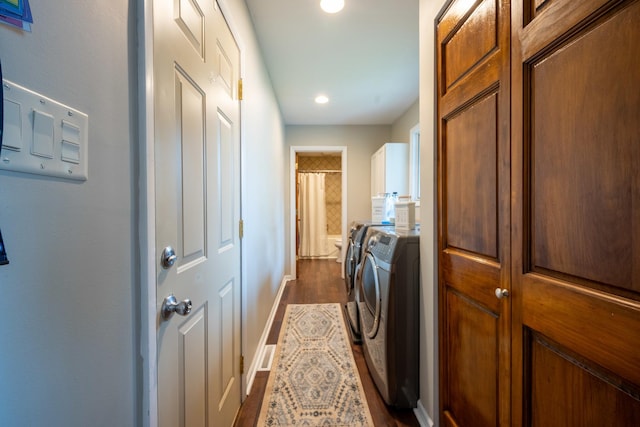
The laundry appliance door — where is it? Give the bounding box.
[344,237,357,295]
[359,251,382,339]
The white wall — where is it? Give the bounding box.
[285,125,391,272]
[418,0,446,425]
[0,1,138,425]
[391,98,419,143]
[390,99,421,222]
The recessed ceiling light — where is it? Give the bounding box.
[320,0,344,14]
[315,95,329,104]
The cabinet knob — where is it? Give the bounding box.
[495,288,509,299]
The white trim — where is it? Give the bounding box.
[414,399,435,427]
[289,146,348,278]
[245,275,292,393]
[139,0,157,425]
[215,0,250,402]
[409,123,421,205]
[256,344,277,372]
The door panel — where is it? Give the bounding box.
[528,333,640,425]
[443,0,498,90]
[437,0,511,425]
[444,290,498,427]
[155,1,241,426]
[176,69,206,266]
[529,8,638,290]
[445,92,498,259]
[218,280,235,406]
[512,0,640,424]
[175,0,205,57]
[217,111,234,248]
[180,307,207,427]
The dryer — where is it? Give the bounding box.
[342,220,381,343]
[357,225,420,408]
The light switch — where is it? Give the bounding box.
[61,140,80,164]
[0,79,88,181]
[61,120,81,163]
[3,99,23,151]
[62,120,80,144]
[31,109,55,158]
[0,228,8,266]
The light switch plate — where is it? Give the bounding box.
[1,79,88,181]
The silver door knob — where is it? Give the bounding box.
[160,246,177,269]
[495,288,509,299]
[161,294,192,320]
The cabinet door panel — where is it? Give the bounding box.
[528,333,640,426]
[444,290,498,427]
[437,0,511,425]
[371,143,409,197]
[511,0,640,424]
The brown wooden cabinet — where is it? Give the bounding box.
[437,0,640,425]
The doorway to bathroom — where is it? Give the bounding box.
[289,146,347,279]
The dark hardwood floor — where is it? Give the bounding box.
[234,259,420,427]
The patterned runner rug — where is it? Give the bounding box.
[257,303,374,426]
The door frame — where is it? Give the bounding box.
[289,146,348,278]
[138,1,246,426]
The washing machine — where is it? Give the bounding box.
[357,225,420,408]
[342,220,382,343]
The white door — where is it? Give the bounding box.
[153,1,241,426]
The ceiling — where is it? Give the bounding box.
[244,0,419,126]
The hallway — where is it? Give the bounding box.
[234,259,420,426]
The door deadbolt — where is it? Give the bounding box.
[160,246,177,269]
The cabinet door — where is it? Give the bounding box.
[383,143,408,196]
[371,143,409,197]
[511,0,640,424]
[437,0,511,425]
[371,147,385,197]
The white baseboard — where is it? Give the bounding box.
[414,399,435,427]
[245,274,292,393]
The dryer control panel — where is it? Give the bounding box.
[367,231,396,263]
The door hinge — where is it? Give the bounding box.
[239,219,244,239]
[238,78,243,101]
[240,355,244,374]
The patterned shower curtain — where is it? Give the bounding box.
[299,173,329,257]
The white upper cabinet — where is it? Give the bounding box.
[371,142,409,197]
